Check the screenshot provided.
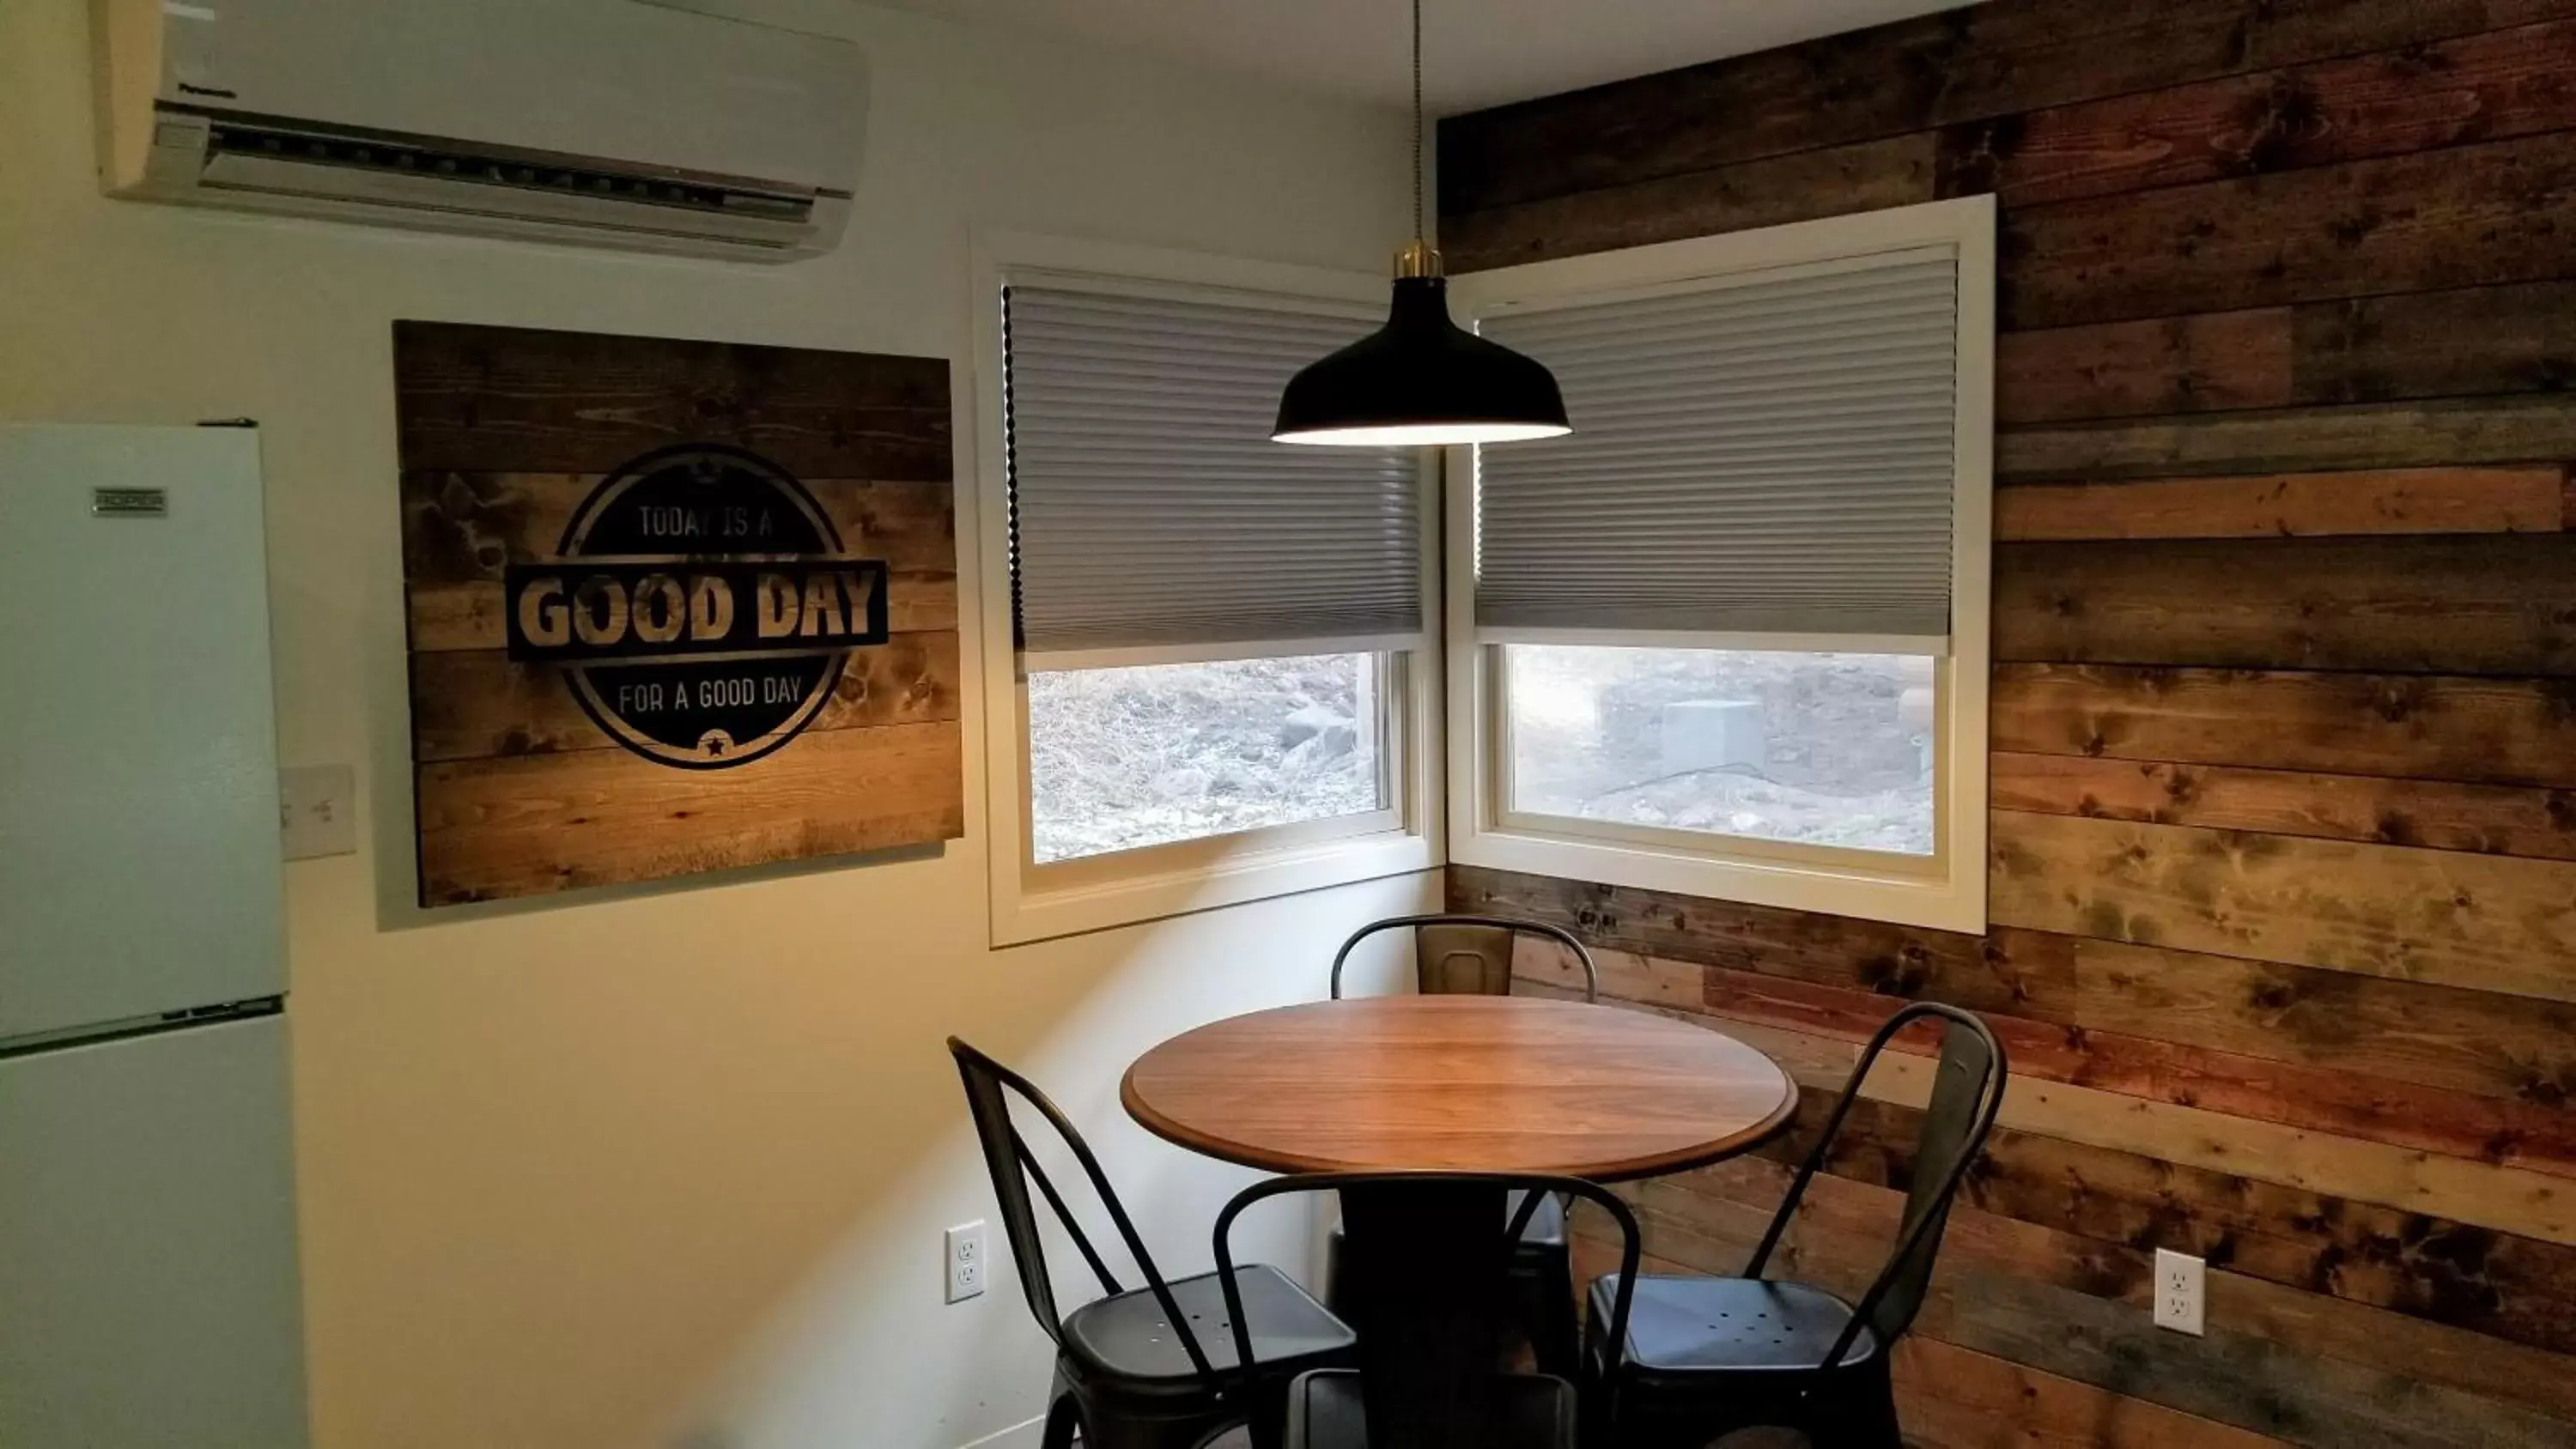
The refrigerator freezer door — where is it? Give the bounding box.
[0,1012,308,1446]
[0,424,286,1040]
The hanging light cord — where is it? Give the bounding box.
[1412,0,1425,243]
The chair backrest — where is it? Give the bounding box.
[1741,1003,2006,1368]
[1327,913,1601,1002]
[1210,1171,1642,1391]
[947,1038,1219,1379]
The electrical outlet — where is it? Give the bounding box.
[945,1221,987,1304]
[2154,1247,2205,1336]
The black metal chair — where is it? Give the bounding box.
[1583,1003,2008,1449]
[949,1039,1358,1449]
[1212,1172,1643,1449]
[1327,913,1601,1003]
[1324,914,1600,1376]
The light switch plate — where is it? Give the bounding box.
[279,765,357,859]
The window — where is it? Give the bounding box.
[975,234,1440,943]
[1445,198,1994,932]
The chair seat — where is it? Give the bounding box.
[1281,1368,1577,1449]
[1591,1274,1880,1379]
[1061,1263,1355,1384]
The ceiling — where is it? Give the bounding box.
[868,0,1967,114]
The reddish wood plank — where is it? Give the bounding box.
[1690,961,2576,1177]
[1442,135,1934,273]
[1998,308,2292,424]
[1990,663,2576,788]
[1995,467,2566,539]
[1943,20,2576,206]
[1994,533,2576,674]
[1991,750,2576,860]
[1999,282,2576,425]
[1438,0,2576,215]
[2001,130,2576,330]
[1479,864,2576,1107]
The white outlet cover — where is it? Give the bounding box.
[2154,1247,2205,1336]
[279,765,357,860]
[945,1221,987,1304]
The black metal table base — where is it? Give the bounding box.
[1333,1181,1516,1449]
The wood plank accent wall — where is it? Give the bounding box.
[1441,3,2576,1442]
[394,323,963,906]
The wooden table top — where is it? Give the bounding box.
[1121,996,1798,1181]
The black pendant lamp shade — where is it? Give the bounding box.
[1273,274,1571,446]
[1271,0,1571,447]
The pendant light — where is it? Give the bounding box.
[1272,0,1571,446]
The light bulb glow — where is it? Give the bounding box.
[1273,421,1571,447]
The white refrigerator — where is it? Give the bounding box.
[0,424,310,1446]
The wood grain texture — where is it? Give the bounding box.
[1942,20,2576,207]
[1990,664,2576,788]
[1999,284,2576,425]
[1624,1154,2576,1429]
[1684,958,2576,1177]
[399,471,958,584]
[1997,307,2293,423]
[1995,467,2567,539]
[1895,1338,2298,1449]
[1999,130,2576,330]
[1993,534,2576,674]
[1514,937,2576,1175]
[1469,868,2576,1115]
[1989,809,2576,1002]
[1436,0,2576,215]
[1998,394,2576,481]
[1436,1,2576,1435]
[1990,751,2576,860]
[392,322,951,478]
[409,632,963,762]
[1442,134,1934,274]
[1120,997,1795,1179]
[414,720,962,905]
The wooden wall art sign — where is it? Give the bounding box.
[395,321,963,906]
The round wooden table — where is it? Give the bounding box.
[1123,996,1796,1447]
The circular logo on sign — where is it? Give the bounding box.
[501,444,889,771]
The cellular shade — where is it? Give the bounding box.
[1473,247,1961,640]
[1004,284,1423,660]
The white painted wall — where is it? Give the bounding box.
[0,3,1424,1446]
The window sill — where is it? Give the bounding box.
[991,825,1441,947]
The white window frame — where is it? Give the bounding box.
[972,231,1443,946]
[1442,197,1995,934]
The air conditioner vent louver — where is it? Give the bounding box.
[204,122,812,220]
[95,0,865,262]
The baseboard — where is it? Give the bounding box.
[955,1412,1044,1449]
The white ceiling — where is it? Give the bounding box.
[868,0,1967,114]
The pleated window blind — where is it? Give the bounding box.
[1003,284,1422,663]
[1473,246,1962,642]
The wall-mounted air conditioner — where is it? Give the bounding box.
[92,0,866,262]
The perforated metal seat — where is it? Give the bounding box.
[1062,1264,1355,1384]
[1589,1275,1878,1381]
